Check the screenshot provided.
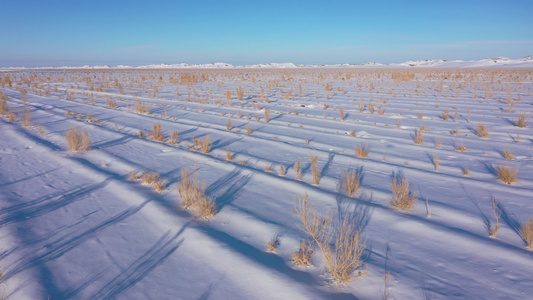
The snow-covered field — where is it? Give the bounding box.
[0,67,532,299]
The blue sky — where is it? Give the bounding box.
[1,0,532,67]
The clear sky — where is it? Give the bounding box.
[1,0,532,67]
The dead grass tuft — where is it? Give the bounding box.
[134,101,150,114]
[65,128,91,152]
[226,118,232,131]
[413,129,423,145]
[293,193,366,283]
[355,144,370,158]
[294,159,302,181]
[291,241,313,266]
[168,130,179,144]
[309,154,320,185]
[267,236,280,252]
[341,169,361,197]
[19,105,31,128]
[279,164,286,176]
[455,143,467,152]
[193,135,211,154]
[516,112,528,128]
[177,168,216,218]
[521,218,533,249]
[390,173,416,210]
[502,149,514,160]
[496,165,518,184]
[475,123,489,139]
[140,171,166,192]
[149,123,165,142]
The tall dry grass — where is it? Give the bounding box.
[293,193,366,283]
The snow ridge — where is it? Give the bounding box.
[3,56,533,69]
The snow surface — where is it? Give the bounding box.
[0,68,532,299]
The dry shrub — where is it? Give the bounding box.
[309,154,320,185]
[65,128,91,152]
[168,130,179,144]
[265,164,273,172]
[150,123,165,142]
[177,168,216,219]
[432,154,439,171]
[294,159,302,181]
[134,101,150,114]
[291,241,313,266]
[417,112,424,119]
[226,118,232,131]
[355,144,370,158]
[413,129,423,145]
[141,170,166,192]
[462,167,469,177]
[193,135,211,154]
[293,193,366,283]
[502,149,514,160]
[496,165,518,184]
[516,112,528,127]
[128,170,140,181]
[246,124,252,135]
[279,165,286,176]
[368,101,374,114]
[226,150,234,161]
[489,199,501,238]
[264,108,270,123]
[475,123,489,139]
[6,113,15,122]
[236,86,244,100]
[441,110,449,121]
[341,169,361,197]
[521,218,533,249]
[390,173,416,210]
[267,236,279,252]
[450,129,459,136]
[19,105,31,128]
[0,98,6,115]
[339,107,345,121]
[138,129,144,138]
[106,98,118,109]
[455,143,467,152]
